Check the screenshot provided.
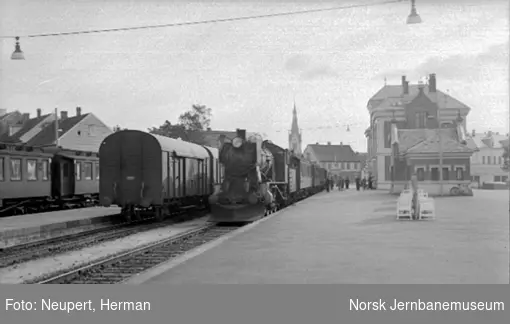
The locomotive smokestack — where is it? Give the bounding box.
[236,128,246,140]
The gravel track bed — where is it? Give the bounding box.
[0,217,210,284]
[35,225,242,284]
[0,213,205,268]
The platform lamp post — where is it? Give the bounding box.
[429,114,443,196]
[406,0,422,24]
[389,110,398,194]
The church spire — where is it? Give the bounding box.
[289,100,302,154]
[291,101,299,134]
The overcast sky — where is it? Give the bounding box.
[1,0,508,151]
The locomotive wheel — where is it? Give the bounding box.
[133,208,142,221]
[122,210,132,223]
[155,207,165,221]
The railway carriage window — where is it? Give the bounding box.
[95,163,100,179]
[27,159,38,181]
[0,157,4,181]
[41,160,49,181]
[84,162,93,180]
[75,162,81,180]
[10,158,22,181]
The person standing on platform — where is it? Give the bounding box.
[361,177,367,191]
[345,178,350,189]
[325,177,330,192]
[368,176,373,190]
[355,176,361,191]
[340,177,344,190]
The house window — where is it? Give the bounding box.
[95,163,100,179]
[493,156,497,164]
[42,160,49,181]
[75,162,81,180]
[384,121,391,148]
[0,158,4,181]
[431,167,439,181]
[499,156,502,165]
[340,162,344,169]
[442,167,449,181]
[494,176,501,182]
[455,167,464,180]
[416,167,425,181]
[502,176,508,182]
[27,159,38,181]
[10,158,22,181]
[346,162,350,170]
[84,162,93,180]
[482,156,485,164]
[487,157,491,165]
[415,112,427,128]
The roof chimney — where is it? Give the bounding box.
[402,76,409,95]
[76,106,82,116]
[429,73,436,92]
[340,142,343,145]
[37,108,42,118]
[22,113,30,122]
[60,111,68,120]
[327,141,331,145]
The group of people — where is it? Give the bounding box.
[324,175,374,192]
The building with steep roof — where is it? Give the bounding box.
[0,108,56,144]
[26,107,113,152]
[365,73,474,193]
[0,110,28,140]
[303,142,366,182]
[465,130,509,186]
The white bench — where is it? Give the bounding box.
[417,196,435,220]
[396,194,413,220]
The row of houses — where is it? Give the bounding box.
[0,107,113,152]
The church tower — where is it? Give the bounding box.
[288,102,302,154]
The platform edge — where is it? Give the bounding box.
[122,198,312,285]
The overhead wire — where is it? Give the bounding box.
[0,0,404,39]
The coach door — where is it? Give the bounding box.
[119,134,145,205]
[60,158,75,197]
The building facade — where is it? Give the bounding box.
[365,74,473,191]
[303,142,366,182]
[466,131,509,186]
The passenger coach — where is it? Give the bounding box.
[99,130,221,221]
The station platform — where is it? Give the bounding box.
[0,207,121,249]
[127,189,509,284]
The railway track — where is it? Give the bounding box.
[34,224,242,284]
[0,212,207,268]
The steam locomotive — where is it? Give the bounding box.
[208,129,328,223]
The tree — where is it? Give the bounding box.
[113,125,126,132]
[148,104,212,145]
[178,104,212,131]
